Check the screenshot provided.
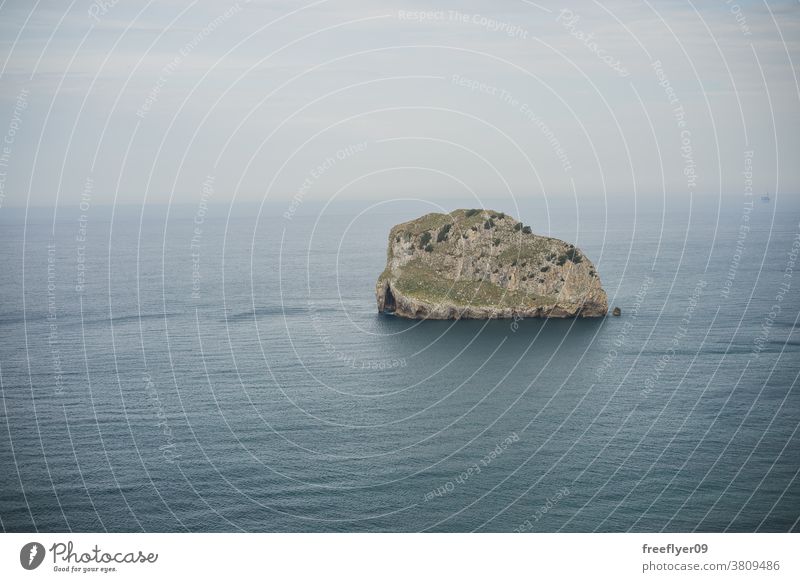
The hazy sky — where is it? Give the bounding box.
[0,0,798,209]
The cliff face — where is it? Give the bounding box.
[375,209,608,319]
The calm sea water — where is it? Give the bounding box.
[1,196,798,532]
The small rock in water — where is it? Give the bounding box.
[612,307,621,316]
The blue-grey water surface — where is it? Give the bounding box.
[1,196,798,532]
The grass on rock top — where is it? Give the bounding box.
[391,209,505,239]
[393,212,453,236]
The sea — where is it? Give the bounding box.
[1,194,798,532]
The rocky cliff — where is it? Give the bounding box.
[375,209,608,319]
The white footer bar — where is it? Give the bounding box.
[1,533,796,581]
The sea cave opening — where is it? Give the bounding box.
[383,285,396,313]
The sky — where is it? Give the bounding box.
[0,0,798,209]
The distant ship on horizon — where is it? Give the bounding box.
[761,191,770,202]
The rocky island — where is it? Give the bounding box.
[376,209,608,319]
